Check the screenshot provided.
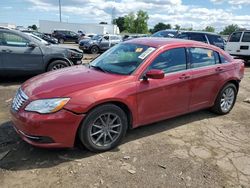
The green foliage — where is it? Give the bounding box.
[151,22,171,33]
[220,24,239,35]
[174,24,181,30]
[124,10,149,34]
[28,24,37,31]
[203,26,215,33]
[113,17,125,32]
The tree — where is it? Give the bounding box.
[174,24,181,30]
[152,22,171,33]
[203,26,215,33]
[124,12,136,33]
[134,10,149,33]
[28,24,37,30]
[113,17,125,32]
[99,22,108,24]
[220,24,239,35]
[124,10,149,33]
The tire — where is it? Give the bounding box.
[78,104,128,152]
[90,46,99,54]
[47,60,69,71]
[210,83,237,115]
[59,38,64,44]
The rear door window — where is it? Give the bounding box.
[189,48,217,68]
[242,32,250,42]
[189,33,207,43]
[207,35,224,45]
[149,48,187,73]
[229,32,242,42]
[177,33,189,40]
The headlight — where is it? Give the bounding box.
[25,98,70,114]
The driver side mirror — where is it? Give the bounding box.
[143,69,165,80]
[27,42,37,48]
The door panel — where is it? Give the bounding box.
[136,47,191,125]
[0,32,44,72]
[137,72,192,125]
[188,48,228,111]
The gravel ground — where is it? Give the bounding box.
[0,46,250,187]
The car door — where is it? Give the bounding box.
[225,31,243,56]
[188,47,226,111]
[206,34,225,49]
[0,31,43,72]
[136,47,192,125]
[238,31,250,56]
[99,35,110,50]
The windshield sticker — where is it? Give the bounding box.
[135,48,143,53]
[138,47,156,59]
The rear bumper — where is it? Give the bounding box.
[11,109,85,148]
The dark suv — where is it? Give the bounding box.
[52,30,79,44]
[0,29,83,75]
[176,31,225,49]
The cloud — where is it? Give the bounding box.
[25,0,250,31]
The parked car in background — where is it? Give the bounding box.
[176,31,225,49]
[151,30,178,38]
[79,34,122,54]
[22,30,58,44]
[10,38,244,152]
[78,33,96,43]
[52,30,79,44]
[0,29,83,75]
[225,30,250,62]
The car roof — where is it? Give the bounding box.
[178,31,220,36]
[124,37,213,48]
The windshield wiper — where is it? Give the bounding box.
[90,64,107,73]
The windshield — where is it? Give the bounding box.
[152,31,177,38]
[26,33,49,45]
[92,35,102,40]
[90,43,156,75]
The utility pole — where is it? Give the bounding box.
[59,0,62,22]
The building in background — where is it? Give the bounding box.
[0,23,16,29]
[39,20,120,35]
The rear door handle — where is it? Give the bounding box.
[179,74,191,80]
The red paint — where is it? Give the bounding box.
[11,38,244,148]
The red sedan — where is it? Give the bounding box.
[11,38,244,152]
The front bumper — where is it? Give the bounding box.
[11,109,85,148]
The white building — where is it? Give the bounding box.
[39,20,120,35]
[0,23,16,29]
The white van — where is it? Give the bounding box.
[225,30,250,61]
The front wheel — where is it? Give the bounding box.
[210,83,237,115]
[47,60,69,71]
[78,104,128,152]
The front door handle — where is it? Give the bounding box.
[215,67,224,72]
[179,74,191,80]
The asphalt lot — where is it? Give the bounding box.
[0,44,250,187]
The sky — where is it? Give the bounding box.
[0,0,250,32]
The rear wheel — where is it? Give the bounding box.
[78,104,128,152]
[210,83,237,115]
[47,60,69,71]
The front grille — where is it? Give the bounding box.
[12,88,29,111]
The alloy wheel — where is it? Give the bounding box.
[220,87,235,113]
[89,113,122,147]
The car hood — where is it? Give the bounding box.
[49,44,83,53]
[21,65,128,99]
